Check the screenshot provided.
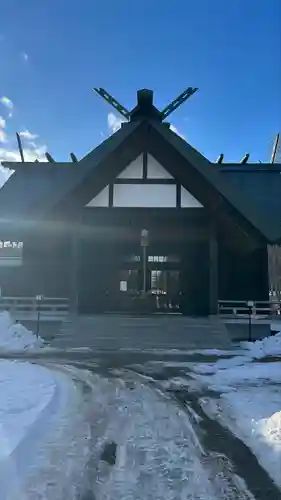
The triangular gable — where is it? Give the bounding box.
[85,183,203,208]
[181,187,203,208]
[147,154,173,179]
[117,154,143,178]
[1,117,281,243]
[146,122,279,243]
[86,186,109,207]
[0,120,143,221]
[117,153,174,180]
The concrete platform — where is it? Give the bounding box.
[223,318,271,342]
[48,314,232,351]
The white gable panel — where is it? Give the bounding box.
[181,186,203,208]
[147,153,173,179]
[113,184,177,208]
[117,154,143,178]
[85,186,109,207]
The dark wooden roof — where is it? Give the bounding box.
[0,120,142,225]
[1,118,281,244]
[220,164,281,244]
[147,123,281,243]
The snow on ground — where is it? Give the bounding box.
[66,367,254,500]
[241,331,281,359]
[0,360,92,500]
[0,311,43,351]
[188,332,281,489]
[0,311,93,500]
[0,360,57,498]
[0,360,55,459]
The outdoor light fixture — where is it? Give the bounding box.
[141,229,149,295]
[35,295,44,338]
[247,300,254,342]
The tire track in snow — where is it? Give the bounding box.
[122,368,256,500]
[127,366,280,500]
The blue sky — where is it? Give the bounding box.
[0,0,280,174]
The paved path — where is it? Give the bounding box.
[47,314,232,351]
[13,315,279,499]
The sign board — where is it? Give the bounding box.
[120,281,127,292]
[140,229,149,247]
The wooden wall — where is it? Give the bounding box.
[218,244,269,301]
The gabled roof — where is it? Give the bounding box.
[220,164,281,244]
[1,117,281,244]
[0,120,143,224]
[146,122,281,243]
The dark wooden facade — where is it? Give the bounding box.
[0,89,278,315]
[0,206,269,316]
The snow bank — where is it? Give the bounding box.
[192,330,281,376]
[0,360,57,497]
[241,331,281,359]
[0,310,44,351]
[0,360,92,500]
[0,360,56,458]
[200,384,281,489]
[190,349,281,489]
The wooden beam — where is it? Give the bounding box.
[143,151,148,179]
[271,133,280,164]
[240,153,250,164]
[176,183,181,208]
[70,152,78,162]
[16,133,25,162]
[114,178,176,184]
[216,154,224,164]
[108,183,114,207]
[45,152,55,163]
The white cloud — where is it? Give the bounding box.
[19,129,38,141]
[0,96,14,117]
[170,124,185,139]
[0,116,6,142]
[107,112,126,134]
[107,112,185,140]
[0,144,47,164]
[0,106,48,187]
[0,116,6,129]
[0,129,7,143]
[0,143,47,188]
[21,52,29,62]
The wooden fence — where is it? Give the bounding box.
[0,296,69,319]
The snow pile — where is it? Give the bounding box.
[0,360,56,458]
[189,343,281,489]
[260,411,281,450]
[0,310,44,351]
[241,331,281,359]
[200,384,281,489]
[0,360,92,500]
[0,360,56,497]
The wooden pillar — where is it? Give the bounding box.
[209,219,218,315]
[69,231,79,314]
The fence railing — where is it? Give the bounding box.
[0,296,70,318]
[218,299,280,317]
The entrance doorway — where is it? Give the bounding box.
[78,237,210,316]
[117,254,181,313]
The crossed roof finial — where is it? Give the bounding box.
[93,87,198,123]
